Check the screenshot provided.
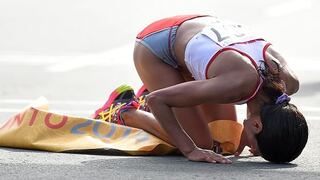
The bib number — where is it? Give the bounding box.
[201,19,258,46]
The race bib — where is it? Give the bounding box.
[199,17,260,46]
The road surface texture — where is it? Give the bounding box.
[1,0,319,179]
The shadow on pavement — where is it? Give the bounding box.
[230,156,297,169]
[81,155,298,172]
[2,147,316,179]
[0,146,297,170]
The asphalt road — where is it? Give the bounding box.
[1,0,320,179]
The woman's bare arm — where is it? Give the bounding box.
[266,46,300,95]
[146,71,254,163]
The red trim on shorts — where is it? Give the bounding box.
[205,47,262,103]
[136,15,209,39]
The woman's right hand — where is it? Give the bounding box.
[186,147,232,164]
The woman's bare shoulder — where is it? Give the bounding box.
[266,45,287,66]
[265,45,300,95]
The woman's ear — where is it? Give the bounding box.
[251,117,263,134]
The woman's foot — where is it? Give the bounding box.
[93,85,139,125]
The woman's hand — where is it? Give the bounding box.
[235,120,261,156]
[186,147,232,164]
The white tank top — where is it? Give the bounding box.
[184,16,271,104]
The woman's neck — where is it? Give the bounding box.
[246,94,266,119]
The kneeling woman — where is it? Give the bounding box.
[94,15,308,164]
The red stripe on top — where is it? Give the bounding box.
[136,15,208,39]
[204,39,267,80]
[205,47,259,79]
[205,47,261,103]
[262,43,272,61]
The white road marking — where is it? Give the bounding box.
[0,54,58,65]
[0,43,134,72]
[45,43,134,72]
[1,46,320,72]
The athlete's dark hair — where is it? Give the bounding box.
[256,61,309,163]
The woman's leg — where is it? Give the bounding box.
[122,109,174,145]
[122,104,237,146]
[122,43,213,149]
[198,103,237,123]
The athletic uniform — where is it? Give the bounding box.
[136,15,271,104]
[136,15,208,68]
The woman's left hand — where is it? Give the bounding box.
[186,147,232,164]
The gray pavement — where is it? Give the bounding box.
[0,142,319,180]
[1,0,320,179]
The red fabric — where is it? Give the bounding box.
[262,43,272,62]
[136,15,208,39]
